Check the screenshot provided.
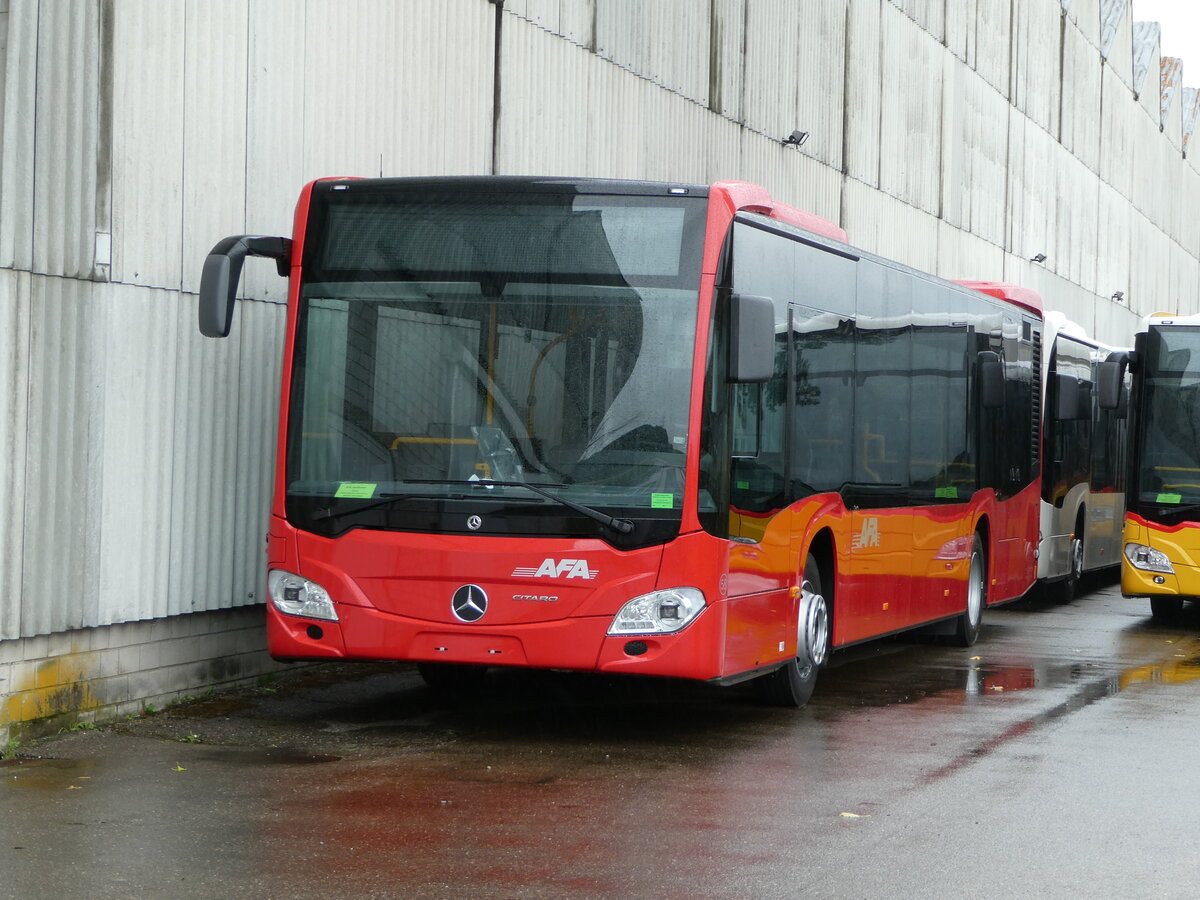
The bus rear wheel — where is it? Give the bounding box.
[756,553,829,708]
[952,535,986,647]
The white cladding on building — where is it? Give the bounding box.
[0,0,1195,737]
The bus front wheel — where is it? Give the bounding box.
[1150,596,1184,620]
[756,553,829,708]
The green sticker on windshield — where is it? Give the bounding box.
[651,493,675,509]
[335,482,377,499]
[1157,492,1183,504]
[935,486,958,499]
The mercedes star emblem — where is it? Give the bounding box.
[467,515,482,531]
[451,584,488,622]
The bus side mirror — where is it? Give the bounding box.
[1054,373,1091,420]
[1098,351,1135,411]
[728,293,775,383]
[978,350,1005,408]
[198,235,293,337]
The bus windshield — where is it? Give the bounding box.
[1136,325,1200,507]
[285,183,707,538]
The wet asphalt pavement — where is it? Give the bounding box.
[5,572,1200,899]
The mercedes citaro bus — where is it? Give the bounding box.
[199,176,1046,706]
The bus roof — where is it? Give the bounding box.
[711,180,848,243]
[954,281,1044,317]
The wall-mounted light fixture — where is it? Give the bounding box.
[1030,253,1047,263]
[1111,291,1125,302]
[783,130,810,147]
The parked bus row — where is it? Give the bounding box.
[198,177,1129,707]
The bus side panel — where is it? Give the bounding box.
[984,482,1040,603]
[909,504,973,624]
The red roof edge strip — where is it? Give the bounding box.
[711,180,849,243]
[953,280,1045,316]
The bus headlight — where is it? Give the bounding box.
[268,569,338,621]
[1125,543,1174,575]
[608,588,705,635]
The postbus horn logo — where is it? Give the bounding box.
[451,584,488,622]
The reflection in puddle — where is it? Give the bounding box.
[921,648,1200,784]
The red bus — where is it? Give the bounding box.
[199,177,1043,706]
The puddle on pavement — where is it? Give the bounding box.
[194,747,342,766]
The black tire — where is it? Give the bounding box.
[756,553,829,708]
[1150,596,1185,620]
[1048,532,1083,604]
[952,535,986,647]
[417,662,487,692]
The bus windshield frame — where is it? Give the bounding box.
[284,179,709,546]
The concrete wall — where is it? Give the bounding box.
[2,0,1197,741]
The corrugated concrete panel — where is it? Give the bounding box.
[20,275,106,638]
[0,0,36,271]
[890,0,944,42]
[1006,113,1057,272]
[594,0,710,104]
[1061,16,1103,172]
[739,0,852,169]
[1127,212,1169,319]
[1098,64,1134,201]
[230,299,285,611]
[1093,290,1139,346]
[1052,150,1100,292]
[505,0,594,46]
[110,0,185,289]
[243,0,307,305]
[1167,241,1200,317]
[32,0,100,279]
[708,0,745,120]
[1160,57,1184,151]
[1183,87,1199,159]
[95,282,177,624]
[297,1,493,178]
[844,0,882,187]
[1065,0,1100,46]
[941,53,1009,246]
[878,3,942,213]
[973,0,1012,98]
[497,16,597,175]
[935,217,1006,284]
[1010,0,1061,136]
[499,14,717,184]
[741,0,802,145]
[1094,182,1131,314]
[1130,103,1176,229]
[0,268,29,641]
[180,0,247,295]
[842,178,939,274]
[945,0,979,65]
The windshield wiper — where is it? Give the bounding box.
[406,479,636,535]
[313,479,636,534]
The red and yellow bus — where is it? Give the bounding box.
[199,177,1044,706]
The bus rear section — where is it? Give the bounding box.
[1102,314,1200,618]
[200,176,1043,706]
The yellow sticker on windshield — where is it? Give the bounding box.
[1157,492,1183,504]
[651,493,675,509]
[335,482,377,499]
